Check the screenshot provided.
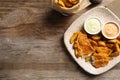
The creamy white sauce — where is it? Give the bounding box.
[85,18,101,34]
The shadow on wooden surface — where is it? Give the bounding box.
[0,7,73,38]
[43,9,72,27]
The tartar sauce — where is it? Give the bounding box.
[84,18,101,34]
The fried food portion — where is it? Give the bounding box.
[95,47,112,56]
[108,39,117,43]
[109,51,119,57]
[91,35,120,68]
[85,56,91,62]
[58,0,65,7]
[71,32,94,57]
[58,0,79,8]
[70,32,79,44]
[62,0,73,7]
[106,43,114,48]
[91,40,120,68]
[70,32,120,68]
[89,39,98,49]
[68,0,79,4]
[91,35,101,41]
[92,53,109,68]
[98,41,106,47]
[91,47,112,68]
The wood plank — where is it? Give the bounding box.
[0,69,120,80]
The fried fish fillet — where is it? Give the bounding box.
[92,53,109,68]
[95,47,112,56]
[74,32,94,57]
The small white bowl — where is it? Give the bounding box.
[84,18,102,35]
[101,22,120,39]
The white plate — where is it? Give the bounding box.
[64,6,120,75]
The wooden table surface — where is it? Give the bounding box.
[0,0,119,80]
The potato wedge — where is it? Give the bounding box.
[106,43,114,48]
[91,35,101,41]
[98,41,106,47]
[108,39,117,43]
[70,32,79,44]
[115,43,120,52]
[85,56,91,62]
[109,51,119,57]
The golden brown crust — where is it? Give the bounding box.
[73,32,94,57]
[58,0,79,8]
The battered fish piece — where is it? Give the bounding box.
[92,53,109,68]
[95,47,112,56]
[73,32,94,57]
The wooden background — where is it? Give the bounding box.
[0,0,119,80]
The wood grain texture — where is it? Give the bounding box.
[0,0,119,80]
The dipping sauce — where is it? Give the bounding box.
[84,18,101,35]
[103,22,119,38]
